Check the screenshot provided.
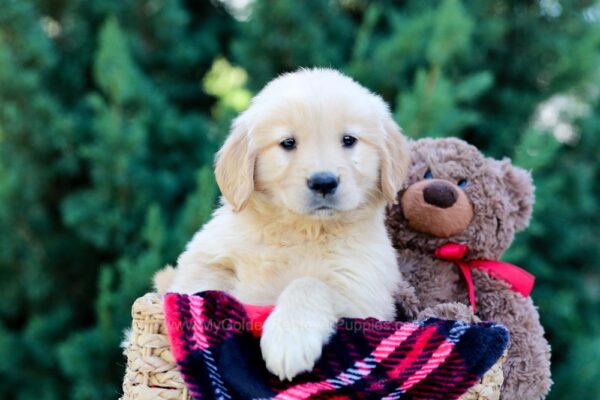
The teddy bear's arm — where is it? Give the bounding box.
[395,252,466,316]
[394,277,421,321]
[477,289,552,400]
[417,302,480,323]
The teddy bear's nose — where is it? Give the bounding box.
[423,181,458,209]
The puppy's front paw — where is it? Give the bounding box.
[260,308,332,381]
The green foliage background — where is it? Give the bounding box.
[1,0,599,398]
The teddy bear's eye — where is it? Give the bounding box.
[458,179,468,189]
[424,170,433,179]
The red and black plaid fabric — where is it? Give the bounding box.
[164,291,508,400]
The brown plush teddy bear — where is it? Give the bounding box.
[387,137,552,399]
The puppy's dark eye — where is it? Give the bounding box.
[280,138,296,150]
[342,135,357,148]
[424,170,433,179]
[458,179,468,189]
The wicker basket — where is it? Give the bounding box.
[121,293,504,400]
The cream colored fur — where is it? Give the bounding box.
[164,68,410,380]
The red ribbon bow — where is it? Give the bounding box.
[434,243,535,312]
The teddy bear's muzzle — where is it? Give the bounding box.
[401,179,473,238]
[422,181,458,208]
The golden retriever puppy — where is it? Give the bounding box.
[165,68,410,380]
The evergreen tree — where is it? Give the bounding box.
[0,1,233,398]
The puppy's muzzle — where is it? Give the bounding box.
[307,172,339,197]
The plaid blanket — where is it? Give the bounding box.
[164,291,508,400]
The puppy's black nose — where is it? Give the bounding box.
[423,181,457,208]
[307,172,339,196]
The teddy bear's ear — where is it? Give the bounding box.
[498,159,535,232]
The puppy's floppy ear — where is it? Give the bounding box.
[499,159,535,232]
[214,116,256,212]
[380,115,410,204]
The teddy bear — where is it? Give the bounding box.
[386,137,552,399]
